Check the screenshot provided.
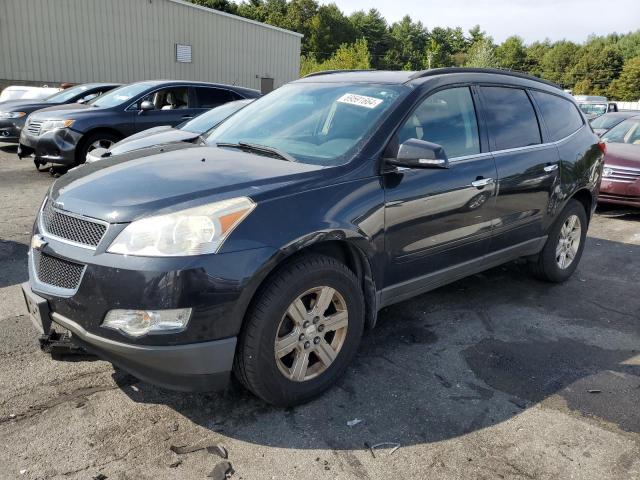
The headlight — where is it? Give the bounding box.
[107,197,256,256]
[103,308,192,337]
[40,119,74,133]
[0,111,26,119]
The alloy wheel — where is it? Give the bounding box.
[274,286,348,382]
[556,214,581,269]
[88,139,114,151]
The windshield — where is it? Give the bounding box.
[205,83,405,165]
[45,85,92,103]
[590,114,625,129]
[602,119,640,144]
[89,83,152,108]
[179,100,251,134]
[579,103,607,116]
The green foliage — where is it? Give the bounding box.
[185,0,640,99]
[608,57,640,100]
[300,38,371,76]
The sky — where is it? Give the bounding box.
[329,0,640,44]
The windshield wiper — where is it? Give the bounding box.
[216,142,296,162]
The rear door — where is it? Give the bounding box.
[192,87,238,115]
[478,85,560,251]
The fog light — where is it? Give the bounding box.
[102,308,192,337]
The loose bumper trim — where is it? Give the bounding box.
[52,312,237,392]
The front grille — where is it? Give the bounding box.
[33,250,85,290]
[26,120,43,136]
[41,200,107,247]
[603,166,640,183]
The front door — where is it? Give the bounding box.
[383,86,498,294]
[134,86,199,132]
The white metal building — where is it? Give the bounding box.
[0,0,302,93]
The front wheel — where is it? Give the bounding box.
[530,199,588,282]
[76,132,119,165]
[233,254,365,406]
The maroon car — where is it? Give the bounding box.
[599,116,640,207]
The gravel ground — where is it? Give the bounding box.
[0,144,639,480]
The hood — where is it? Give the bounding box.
[603,143,640,169]
[29,102,96,120]
[0,99,53,111]
[50,145,323,222]
[109,126,197,156]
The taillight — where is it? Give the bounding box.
[598,141,606,155]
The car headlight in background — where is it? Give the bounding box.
[40,119,74,133]
[102,308,192,337]
[107,197,256,256]
[0,111,26,119]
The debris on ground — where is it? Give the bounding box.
[169,459,182,468]
[347,418,363,427]
[19,470,26,475]
[207,460,234,479]
[92,474,108,480]
[370,442,400,458]
[588,389,602,393]
[364,442,376,458]
[207,444,229,459]
[170,444,204,455]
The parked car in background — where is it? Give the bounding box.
[86,99,254,163]
[589,111,640,136]
[599,116,640,207]
[0,83,119,143]
[0,85,60,103]
[18,80,260,169]
[21,68,603,406]
[575,95,618,119]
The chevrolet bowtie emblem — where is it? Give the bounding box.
[31,234,48,251]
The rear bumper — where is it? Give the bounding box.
[18,128,82,166]
[52,311,237,391]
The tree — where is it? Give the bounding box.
[284,0,319,55]
[349,9,389,69]
[307,4,356,61]
[567,45,625,95]
[191,0,238,14]
[383,16,428,70]
[495,36,527,71]
[524,40,551,77]
[300,38,371,76]
[540,41,580,86]
[465,38,497,68]
[608,56,640,100]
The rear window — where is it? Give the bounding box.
[532,91,583,142]
[480,87,541,150]
[195,87,236,108]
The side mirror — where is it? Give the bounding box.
[387,138,449,169]
[139,100,154,113]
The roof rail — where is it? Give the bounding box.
[303,69,375,78]
[407,67,561,89]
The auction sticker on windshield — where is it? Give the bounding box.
[337,93,383,109]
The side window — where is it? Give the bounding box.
[194,87,234,108]
[398,87,480,158]
[139,87,190,110]
[480,87,541,150]
[531,91,584,142]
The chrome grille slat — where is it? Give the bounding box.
[33,250,84,290]
[26,120,43,136]
[605,167,640,183]
[40,200,107,248]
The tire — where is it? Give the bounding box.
[530,199,588,282]
[233,254,365,406]
[34,158,48,172]
[76,132,119,165]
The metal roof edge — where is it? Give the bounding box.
[168,0,304,39]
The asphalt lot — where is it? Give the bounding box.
[0,143,638,480]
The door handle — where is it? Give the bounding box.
[471,177,494,188]
[543,164,559,172]
[181,115,194,120]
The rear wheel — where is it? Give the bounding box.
[530,199,587,282]
[233,254,364,406]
